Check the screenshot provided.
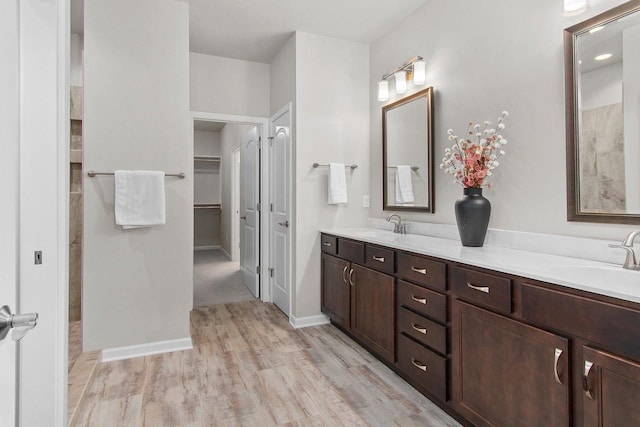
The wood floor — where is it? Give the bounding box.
[73,301,461,426]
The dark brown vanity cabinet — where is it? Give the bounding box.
[320,253,351,330]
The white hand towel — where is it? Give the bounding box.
[114,170,166,229]
[395,165,415,204]
[328,163,348,204]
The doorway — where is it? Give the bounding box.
[191,113,268,308]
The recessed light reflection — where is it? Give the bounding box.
[595,53,612,61]
[589,26,605,34]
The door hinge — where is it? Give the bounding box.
[270,203,273,212]
[258,136,262,150]
[257,202,261,211]
[268,136,274,146]
[256,265,260,275]
[268,268,274,277]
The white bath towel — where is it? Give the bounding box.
[395,165,415,204]
[114,170,166,229]
[328,163,348,204]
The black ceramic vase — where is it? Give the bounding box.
[455,187,491,247]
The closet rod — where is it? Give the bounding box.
[87,171,186,179]
[312,163,358,170]
[387,166,420,171]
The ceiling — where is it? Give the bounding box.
[71,0,428,64]
[194,120,226,132]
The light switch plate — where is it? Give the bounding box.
[362,195,370,208]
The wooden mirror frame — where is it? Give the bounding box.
[565,0,640,224]
[382,87,434,212]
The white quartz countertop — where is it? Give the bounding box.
[321,228,640,304]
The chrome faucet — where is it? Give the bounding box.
[609,231,640,270]
[386,214,407,234]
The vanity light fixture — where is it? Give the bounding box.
[377,56,425,102]
[563,0,589,16]
[595,53,612,61]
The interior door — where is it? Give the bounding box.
[0,1,20,422]
[269,106,291,316]
[241,126,260,298]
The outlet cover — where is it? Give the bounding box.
[362,195,370,208]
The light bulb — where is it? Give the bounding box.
[413,60,426,85]
[563,0,589,16]
[377,80,389,101]
[395,70,407,94]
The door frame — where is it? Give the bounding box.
[268,103,294,318]
[231,148,241,261]
[189,111,271,304]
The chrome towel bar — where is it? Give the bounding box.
[87,170,185,179]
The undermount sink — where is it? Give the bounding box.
[548,264,640,291]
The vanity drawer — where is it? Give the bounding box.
[398,307,447,355]
[397,280,446,323]
[320,234,337,255]
[397,252,446,292]
[365,245,395,275]
[338,239,364,264]
[397,333,447,402]
[451,266,512,314]
[521,283,640,360]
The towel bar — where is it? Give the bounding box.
[87,171,185,179]
[312,163,358,170]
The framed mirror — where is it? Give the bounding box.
[565,1,640,224]
[383,87,434,212]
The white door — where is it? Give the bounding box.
[0,1,21,422]
[270,105,291,316]
[241,127,260,298]
[231,149,241,261]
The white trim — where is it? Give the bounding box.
[194,245,221,251]
[189,111,271,304]
[289,314,330,329]
[101,338,193,362]
[218,246,232,260]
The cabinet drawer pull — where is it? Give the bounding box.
[411,323,427,335]
[372,256,385,263]
[411,295,427,305]
[411,358,427,372]
[411,267,427,275]
[467,282,490,294]
[342,266,348,284]
[348,268,355,287]
[323,242,332,247]
[583,360,595,400]
[554,348,563,385]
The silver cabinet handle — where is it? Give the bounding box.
[342,266,348,284]
[412,323,427,335]
[554,348,563,385]
[323,241,332,247]
[0,305,39,342]
[411,358,427,372]
[278,220,289,228]
[467,282,490,294]
[348,268,355,287]
[372,256,385,263]
[411,295,427,305]
[583,360,595,399]
[411,266,427,275]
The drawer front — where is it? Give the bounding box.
[398,307,446,355]
[450,266,512,313]
[338,238,365,264]
[397,333,447,402]
[522,283,640,360]
[397,252,446,292]
[397,280,446,324]
[364,244,395,275]
[320,234,337,255]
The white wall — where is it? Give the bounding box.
[370,0,635,241]
[71,32,83,87]
[581,62,622,110]
[83,0,192,351]
[294,32,370,318]
[190,52,270,117]
[270,34,296,116]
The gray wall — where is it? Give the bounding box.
[370,0,635,241]
[83,0,192,350]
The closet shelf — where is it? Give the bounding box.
[194,203,221,210]
[194,155,221,162]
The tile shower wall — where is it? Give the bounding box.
[580,103,626,213]
[70,86,83,322]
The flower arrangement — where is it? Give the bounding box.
[440,111,509,188]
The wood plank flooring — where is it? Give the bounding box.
[73,301,461,426]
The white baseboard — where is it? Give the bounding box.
[194,245,220,251]
[101,337,193,362]
[219,246,231,260]
[289,313,330,329]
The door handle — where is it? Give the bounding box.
[278,220,289,228]
[411,358,427,372]
[342,266,348,284]
[240,216,247,220]
[583,360,595,399]
[348,269,355,287]
[554,348,564,385]
[411,266,427,275]
[467,282,490,294]
[0,305,39,342]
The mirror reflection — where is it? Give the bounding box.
[383,87,434,212]
[567,3,640,222]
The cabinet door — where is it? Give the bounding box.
[321,253,350,330]
[350,264,395,363]
[452,300,570,427]
[583,346,640,427]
